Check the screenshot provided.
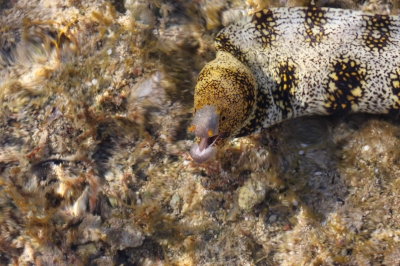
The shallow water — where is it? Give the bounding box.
[1,0,400,265]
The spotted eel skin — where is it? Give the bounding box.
[189,6,400,163]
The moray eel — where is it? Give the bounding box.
[189,6,400,163]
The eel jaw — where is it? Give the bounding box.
[189,133,228,164]
[189,105,222,163]
[189,136,218,164]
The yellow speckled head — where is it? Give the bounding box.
[189,51,257,163]
[194,51,256,137]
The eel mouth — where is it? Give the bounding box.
[198,134,220,152]
[188,105,224,163]
[189,132,227,164]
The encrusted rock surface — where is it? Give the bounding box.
[1,0,400,265]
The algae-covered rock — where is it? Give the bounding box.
[238,177,267,211]
[2,0,400,265]
[102,218,144,251]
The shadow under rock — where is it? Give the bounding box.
[262,115,348,220]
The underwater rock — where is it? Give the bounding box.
[102,217,144,251]
[169,193,180,210]
[238,177,266,211]
[131,71,165,105]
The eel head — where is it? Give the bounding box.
[188,105,222,164]
[189,52,257,163]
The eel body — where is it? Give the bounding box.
[189,6,400,163]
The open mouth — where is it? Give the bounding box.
[188,105,225,163]
[190,132,227,164]
[197,134,220,152]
